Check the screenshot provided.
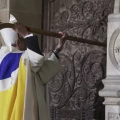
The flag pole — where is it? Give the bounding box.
[0,23,106,47]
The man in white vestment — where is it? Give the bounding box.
[0,23,67,120]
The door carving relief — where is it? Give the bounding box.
[43,0,114,119]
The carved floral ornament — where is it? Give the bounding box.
[44,0,114,119]
[109,28,120,71]
[50,1,114,43]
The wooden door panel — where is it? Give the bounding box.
[43,0,114,119]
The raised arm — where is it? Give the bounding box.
[14,23,67,84]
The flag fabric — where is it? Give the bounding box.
[0,45,62,120]
[0,51,27,120]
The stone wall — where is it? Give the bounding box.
[10,0,43,47]
[10,0,42,28]
[0,0,9,47]
[0,0,9,22]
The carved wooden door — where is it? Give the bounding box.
[42,0,114,120]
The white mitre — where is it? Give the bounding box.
[0,14,18,46]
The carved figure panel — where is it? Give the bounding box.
[43,0,114,119]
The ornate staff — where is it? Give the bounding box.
[0,23,106,47]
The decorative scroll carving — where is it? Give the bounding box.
[48,54,75,108]
[49,0,114,44]
[82,51,106,89]
[43,0,114,119]
[48,50,106,119]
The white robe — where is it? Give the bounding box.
[0,45,62,120]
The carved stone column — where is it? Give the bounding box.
[99,0,120,119]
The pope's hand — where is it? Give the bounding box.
[54,32,68,54]
[14,23,29,38]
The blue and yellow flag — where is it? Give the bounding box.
[0,52,27,120]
